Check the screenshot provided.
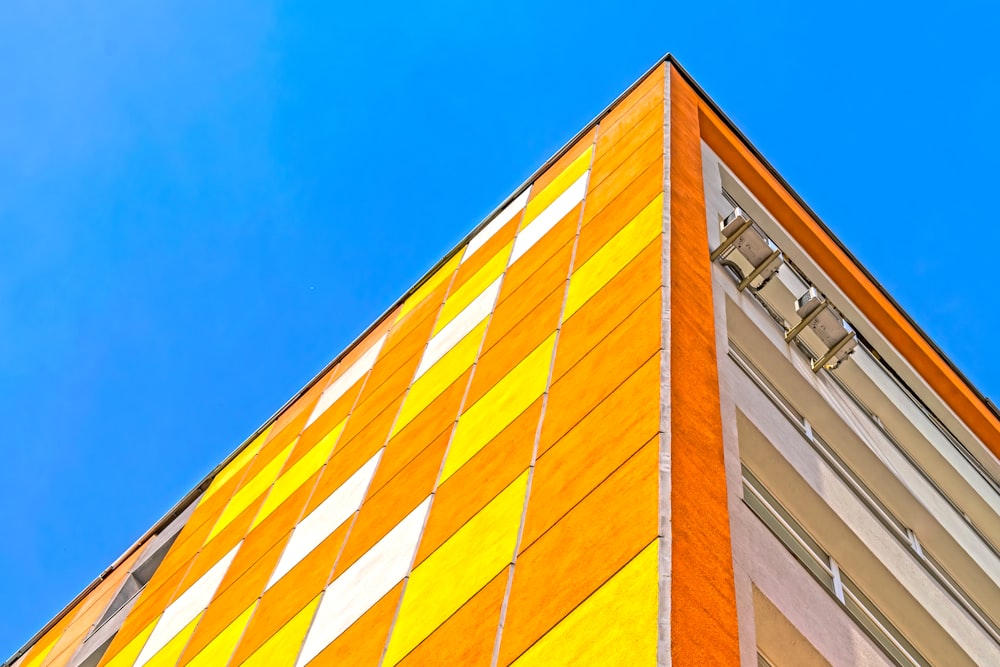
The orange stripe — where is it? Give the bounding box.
[668,65,741,665]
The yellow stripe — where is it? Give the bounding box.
[397,251,463,321]
[564,193,662,319]
[512,541,658,665]
[239,595,320,667]
[441,333,555,482]
[521,146,593,228]
[207,440,295,542]
[183,602,257,667]
[101,617,158,667]
[391,321,487,437]
[252,421,346,529]
[433,242,511,335]
[384,472,528,665]
[201,425,272,504]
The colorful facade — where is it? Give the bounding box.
[8,57,1000,667]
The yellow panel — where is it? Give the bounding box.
[521,147,594,228]
[237,595,320,667]
[143,613,203,667]
[440,334,555,483]
[207,440,296,542]
[391,320,488,437]
[252,420,345,529]
[184,602,257,667]
[396,251,463,321]
[432,242,511,335]
[202,426,273,503]
[564,194,663,320]
[23,636,58,667]
[383,472,528,666]
[512,540,658,665]
[100,617,158,667]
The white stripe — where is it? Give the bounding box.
[265,451,382,590]
[509,172,588,265]
[413,277,502,380]
[462,188,531,262]
[295,498,431,667]
[134,544,240,667]
[306,333,387,427]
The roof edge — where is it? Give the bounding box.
[4,54,672,667]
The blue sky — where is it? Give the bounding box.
[3,0,999,655]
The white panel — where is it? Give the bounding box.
[508,172,588,265]
[133,544,240,667]
[413,277,502,380]
[265,451,382,590]
[306,333,387,427]
[295,497,431,667]
[462,188,531,262]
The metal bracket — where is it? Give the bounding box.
[737,249,781,292]
[709,217,753,262]
[784,301,829,342]
[811,331,857,373]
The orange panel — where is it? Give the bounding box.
[453,217,519,289]
[178,538,286,666]
[177,493,265,594]
[597,82,665,151]
[489,239,573,338]
[598,64,665,130]
[541,291,660,451]
[523,362,660,547]
[16,606,74,667]
[507,202,580,275]
[101,553,192,654]
[382,283,445,357]
[222,468,316,591]
[264,366,333,441]
[483,282,564,363]
[397,567,509,666]
[176,474,248,546]
[497,438,658,665]
[40,547,144,667]
[669,65,740,665]
[466,290,562,407]
[231,522,350,666]
[577,159,663,266]
[343,359,416,445]
[304,369,466,517]
[553,241,661,380]
[582,148,663,229]
[369,426,451,500]
[528,130,597,197]
[355,344,422,418]
[334,316,394,374]
[336,431,446,573]
[305,582,404,667]
[590,103,664,192]
[390,278,451,341]
[415,398,541,566]
[294,376,364,455]
[335,385,405,453]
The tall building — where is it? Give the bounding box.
[7,55,1000,667]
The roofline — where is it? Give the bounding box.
[10,52,997,666]
[3,54,670,667]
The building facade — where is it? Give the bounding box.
[7,56,1000,667]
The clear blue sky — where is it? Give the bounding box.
[3,0,999,655]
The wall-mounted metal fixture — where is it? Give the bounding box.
[711,207,783,291]
[793,288,857,372]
